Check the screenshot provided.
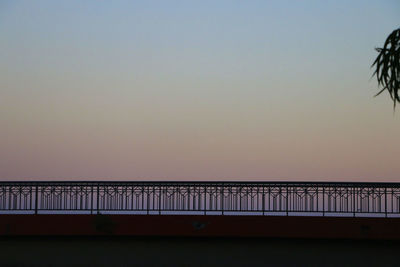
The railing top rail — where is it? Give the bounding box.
[0,181,400,187]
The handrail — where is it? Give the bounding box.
[1,181,400,186]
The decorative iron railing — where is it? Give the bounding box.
[0,181,399,217]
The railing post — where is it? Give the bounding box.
[262,186,265,216]
[221,185,224,215]
[353,186,356,217]
[147,186,149,215]
[90,186,94,215]
[385,187,388,218]
[286,186,289,216]
[34,185,39,215]
[159,186,161,215]
[204,185,207,215]
[316,187,319,213]
[96,185,100,214]
[322,187,325,217]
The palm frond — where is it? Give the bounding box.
[372,28,400,109]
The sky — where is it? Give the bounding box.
[0,0,399,182]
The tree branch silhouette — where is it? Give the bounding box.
[372,28,400,109]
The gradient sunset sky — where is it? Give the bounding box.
[0,1,399,181]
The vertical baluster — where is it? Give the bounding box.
[35,185,38,215]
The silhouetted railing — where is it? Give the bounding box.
[1,181,399,217]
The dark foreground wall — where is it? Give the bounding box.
[1,215,400,240]
[1,236,400,266]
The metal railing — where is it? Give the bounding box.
[0,181,400,217]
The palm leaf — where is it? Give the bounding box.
[372,28,400,109]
